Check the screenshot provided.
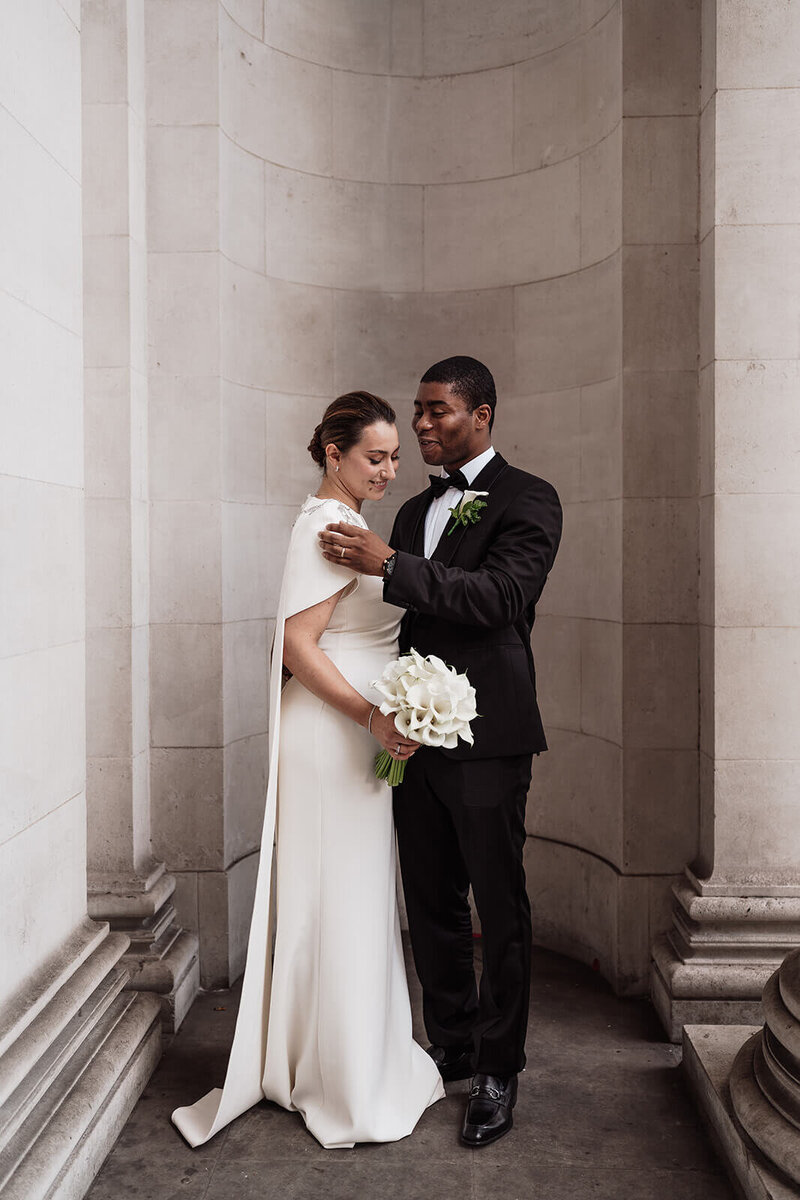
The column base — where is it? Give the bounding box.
[652,935,768,1042]
[651,871,800,1041]
[683,1024,798,1200]
[88,862,199,1032]
[726,953,800,1189]
[0,920,161,1200]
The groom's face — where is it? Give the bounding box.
[412,382,487,471]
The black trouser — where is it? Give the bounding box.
[393,749,533,1078]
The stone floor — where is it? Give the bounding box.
[87,944,735,1200]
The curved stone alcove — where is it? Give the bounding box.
[146,0,685,997]
[144,0,698,997]
[217,0,621,521]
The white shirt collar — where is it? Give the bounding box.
[441,445,496,487]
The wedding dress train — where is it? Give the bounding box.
[172,495,444,1150]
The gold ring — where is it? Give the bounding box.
[340,546,346,558]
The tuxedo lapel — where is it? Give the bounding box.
[472,451,509,491]
[411,494,428,556]
[396,488,432,557]
[430,453,509,567]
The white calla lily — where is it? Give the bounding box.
[370,648,478,785]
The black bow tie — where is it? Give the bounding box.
[428,470,469,497]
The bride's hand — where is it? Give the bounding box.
[370,709,420,761]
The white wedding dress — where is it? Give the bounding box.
[172,495,444,1150]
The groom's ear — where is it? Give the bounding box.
[473,404,492,429]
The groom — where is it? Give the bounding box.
[318,356,562,1147]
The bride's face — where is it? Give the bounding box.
[334,421,399,502]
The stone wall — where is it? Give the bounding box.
[653,0,800,1038]
[145,0,268,987]
[140,0,638,989]
[84,0,198,1029]
[6,0,800,1190]
[0,5,161,1195]
[1,0,87,1024]
[0,0,707,1019]
[83,0,151,889]
[139,0,705,995]
[698,0,800,895]
[620,0,700,988]
[525,0,701,996]
[505,2,626,985]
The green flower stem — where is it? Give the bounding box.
[374,749,407,787]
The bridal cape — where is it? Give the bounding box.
[172,496,443,1149]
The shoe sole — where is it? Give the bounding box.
[460,1112,514,1148]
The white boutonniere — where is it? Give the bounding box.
[447,490,488,536]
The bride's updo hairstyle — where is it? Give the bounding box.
[308,391,397,472]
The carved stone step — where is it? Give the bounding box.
[0,990,160,1200]
[0,931,129,1118]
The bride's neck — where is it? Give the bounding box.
[316,476,362,514]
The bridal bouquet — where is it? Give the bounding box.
[371,649,478,786]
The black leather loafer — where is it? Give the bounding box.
[460,1073,518,1147]
[426,1042,475,1082]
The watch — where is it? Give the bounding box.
[382,550,398,580]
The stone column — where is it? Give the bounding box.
[83,0,198,1030]
[729,951,800,1188]
[0,3,160,1194]
[619,0,700,992]
[684,949,800,1199]
[652,0,800,1041]
[145,0,270,987]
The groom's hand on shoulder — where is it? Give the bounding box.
[318,523,392,577]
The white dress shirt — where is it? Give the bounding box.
[423,445,496,559]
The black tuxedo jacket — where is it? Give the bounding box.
[384,453,562,760]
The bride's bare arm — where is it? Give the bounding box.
[283,592,419,760]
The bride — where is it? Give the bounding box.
[172,391,444,1150]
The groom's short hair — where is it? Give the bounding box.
[420,356,497,430]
